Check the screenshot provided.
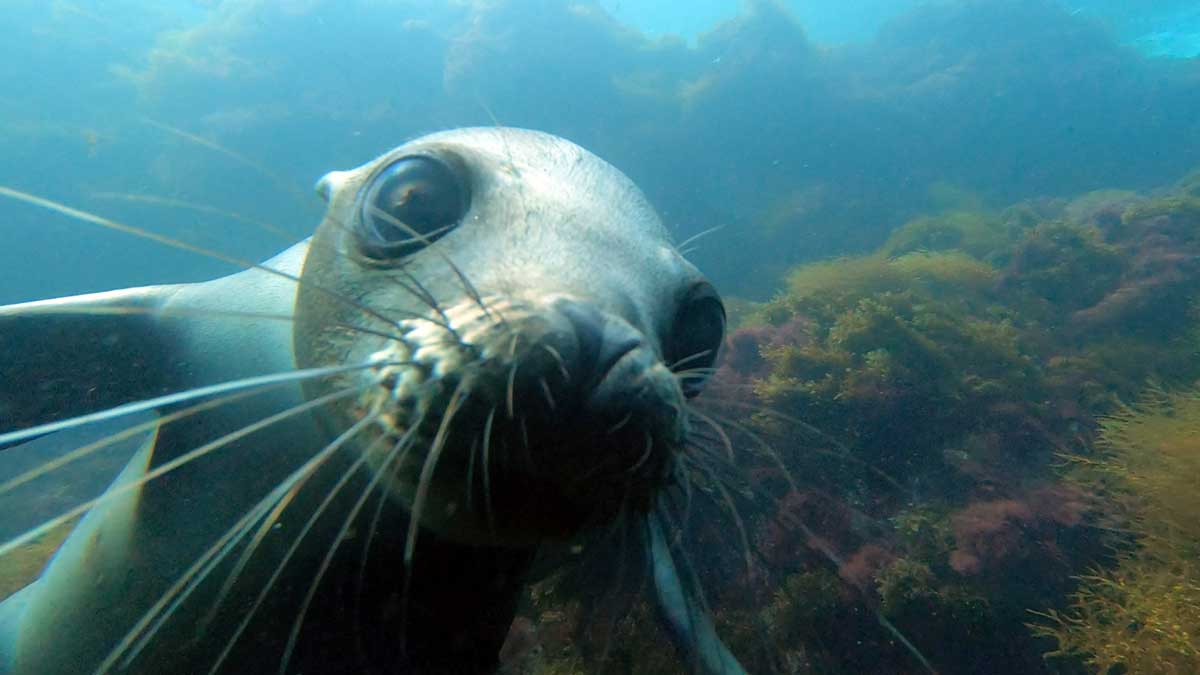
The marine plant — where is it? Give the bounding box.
[1000,220,1125,315]
[879,210,1012,261]
[752,251,1049,485]
[1032,386,1200,673]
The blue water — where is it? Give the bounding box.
[2,0,1198,303]
[1,2,1199,673]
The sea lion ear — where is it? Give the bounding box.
[0,285,184,444]
[315,169,352,202]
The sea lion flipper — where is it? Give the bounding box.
[0,423,159,674]
[648,514,748,675]
[0,285,185,441]
[0,241,308,449]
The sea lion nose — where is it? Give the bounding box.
[547,298,682,501]
[554,299,643,395]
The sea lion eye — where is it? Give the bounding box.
[668,283,725,398]
[357,155,469,259]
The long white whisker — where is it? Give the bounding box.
[354,411,429,612]
[684,407,736,465]
[687,454,755,585]
[90,191,300,241]
[481,408,497,538]
[141,118,314,209]
[0,385,292,499]
[0,361,386,448]
[10,304,297,323]
[404,383,468,566]
[99,483,285,674]
[3,303,410,343]
[205,426,390,675]
[199,414,382,631]
[667,349,716,372]
[99,410,378,674]
[674,225,725,253]
[275,424,422,675]
[0,385,366,560]
[0,185,401,330]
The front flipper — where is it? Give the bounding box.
[647,514,748,675]
[0,286,183,442]
[0,423,158,674]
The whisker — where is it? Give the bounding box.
[99,471,296,674]
[318,212,460,334]
[103,413,379,671]
[674,225,725,253]
[700,402,910,495]
[0,361,387,448]
[686,454,755,585]
[89,191,300,241]
[444,255,495,321]
[518,417,532,470]
[684,408,736,464]
[541,343,570,382]
[364,205,498,325]
[278,423,423,675]
[0,186,404,332]
[9,304,298,324]
[627,430,654,474]
[672,461,697,544]
[6,302,409,346]
[210,426,411,675]
[464,436,479,514]
[141,118,314,209]
[383,268,446,319]
[393,383,469,661]
[481,408,497,538]
[404,382,468,565]
[4,302,410,343]
[200,414,381,631]
[386,267,450,324]
[673,367,719,385]
[355,413,428,609]
[0,385,278,499]
[353,465,393,650]
[538,377,556,412]
[0,384,367,560]
[505,359,519,421]
[607,411,634,435]
[667,349,715,372]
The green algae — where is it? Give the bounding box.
[1033,386,1200,674]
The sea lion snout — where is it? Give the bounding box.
[543,297,685,507]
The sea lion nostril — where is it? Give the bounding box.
[556,300,644,391]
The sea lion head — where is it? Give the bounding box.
[294,128,724,546]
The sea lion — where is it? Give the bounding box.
[0,128,744,673]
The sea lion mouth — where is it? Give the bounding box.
[351,295,685,544]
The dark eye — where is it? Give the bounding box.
[668,283,725,398]
[357,155,469,259]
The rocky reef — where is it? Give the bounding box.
[509,167,1200,673]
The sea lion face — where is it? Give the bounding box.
[295,128,724,545]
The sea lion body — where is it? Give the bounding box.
[0,129,739,673]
